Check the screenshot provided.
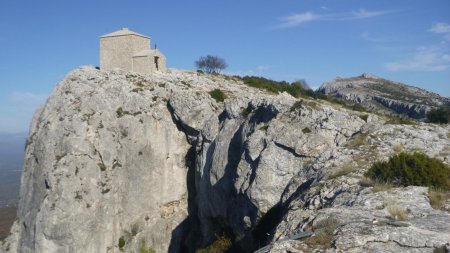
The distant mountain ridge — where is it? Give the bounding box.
[318,73,450,119]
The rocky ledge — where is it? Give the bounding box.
[318,73,449,119]
[1,67,449,253]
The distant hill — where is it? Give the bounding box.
[318,73,450,119]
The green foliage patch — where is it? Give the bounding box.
[209,89,227,102]
[118,237,126,250]
[241,76,326,99]
[364,152,450,190]
[427,106,450,124]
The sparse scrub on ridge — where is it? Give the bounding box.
[364,152,450,190]
[427,106,450,124]
[241,76,326,99]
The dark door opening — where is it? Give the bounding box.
[154,56,159,70]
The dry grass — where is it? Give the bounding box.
[304,217,337,250]
[372,182,395,192]
[428,188,450,211]
[359,177,395,192]
[346,132,369,149]
[392,143,404,153]
[386,205,408,221]
[329,163,356,180]
[359,177,375,187]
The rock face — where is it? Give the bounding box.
[318,73,450,119]
[1,67,450,253]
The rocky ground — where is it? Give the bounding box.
[318,73,449,119]
[1,67,449,253]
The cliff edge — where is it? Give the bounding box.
[1,67,449,252]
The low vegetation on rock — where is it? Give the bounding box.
[427,106,450,124]
[195,235,232,253]
[304,217,337,250]
[364,152,450,190]
[241,76,326,99]
[209,89,227,102]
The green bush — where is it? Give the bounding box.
[241,76,325,99]
[118,237,126,250]
[427,106,450,124]
[209,89,227,102]
[364,152,450,190]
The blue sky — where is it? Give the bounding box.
[0,0,449,133]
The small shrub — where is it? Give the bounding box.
[351,104,367,112]
[209,89,227,102]
[427,106,450,124]
[364,152,450,190]
[196,235,232,253]
[302,127,312,134]
[118,237,126,250]
[98,163,106,171]
[116,107,124,118]
[386,205,408,220]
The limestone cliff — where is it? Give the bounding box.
[1,67,449,253]
[318,73,450,119]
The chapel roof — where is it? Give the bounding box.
[100,28,150,39]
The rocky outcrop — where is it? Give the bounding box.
[1,67,449,253]
[318,73,449,119]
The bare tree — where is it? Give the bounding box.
[195,55,228,74]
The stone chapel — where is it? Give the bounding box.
[99,28,166,74]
